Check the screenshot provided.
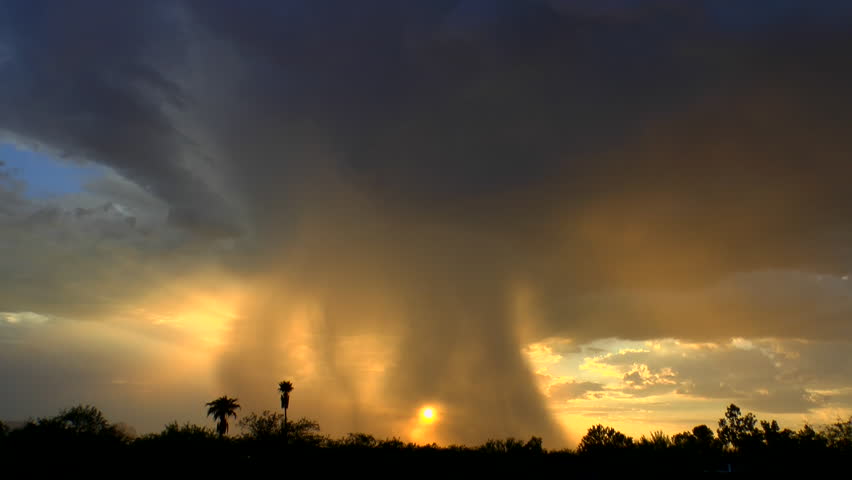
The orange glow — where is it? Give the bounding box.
[408,404,442,444]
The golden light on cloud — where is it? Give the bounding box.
[80,269,256,403]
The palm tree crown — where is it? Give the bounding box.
[278,381,294,410]
[206,396,240,438]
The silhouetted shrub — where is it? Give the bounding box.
[239,410,284,440]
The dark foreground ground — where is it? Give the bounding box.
[3,438,849,477]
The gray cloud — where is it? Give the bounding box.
[620,367,678,398]
[532,271,852,344]
[549,380,605,401]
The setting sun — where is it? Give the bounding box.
[420,406,436,423]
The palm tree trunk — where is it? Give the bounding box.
[284,407,288,446]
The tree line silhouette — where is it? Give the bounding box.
[1,381,849,473]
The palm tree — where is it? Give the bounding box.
[278,380,294,443]
[278,380,294,422]
[206,396,240,438]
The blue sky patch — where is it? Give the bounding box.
[0,143,106,199]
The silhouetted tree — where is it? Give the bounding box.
[377,437,406,449]
[4,404,132,469]
[479,437,542,455]
[668,424,723,472]
[524,436,544,454]
[342,432,378,448]
[134,421,216,449]
[479,439,504,454]
[822,417,852,450]
[239,410,285,440]
[278,381,294,420]
[639,430,671,450]
[692,424,716,447]
[0,420,8,438]
[239,410,325,448]
[761,419,795,450]
[55,404,113,435]
[131,421,222,470]
[672,431,692,447]
[717,404,762,452]
[278,380,294,443]
[795,424,827,451]
[206,396,240,438]
[158,421,217,440]
[288,417,324,447]
[19,404,127,442]
[10,400,852,473]
[578,424,633,453]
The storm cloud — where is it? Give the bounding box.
[2,0,852,445]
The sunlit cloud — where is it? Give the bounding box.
[523,336,852,442]
[0,311,51,325]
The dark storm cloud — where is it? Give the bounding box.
[181,0,852,288]
[4,0,851,274]
[2,0,852,444]
[0,0,238,237]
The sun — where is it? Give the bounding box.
[411,405,441,443]
[419,406,436,423]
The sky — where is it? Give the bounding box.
[1,0,852,448]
